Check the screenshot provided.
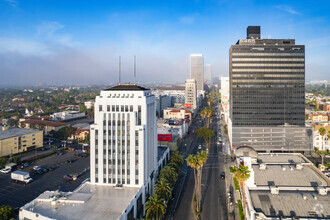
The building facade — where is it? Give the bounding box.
[0,126,43,157]
[185,79,197,110]
[90,84,157,191]
[229,26,312,152]
[155,94,172,118]
[190,54,204,92]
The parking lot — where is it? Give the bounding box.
[0,150,90,208]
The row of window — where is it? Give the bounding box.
[232,79,304,83]
[232,63,304,67]
[99,105,134,112]
[232,69,304,72]
[232,74,304,78]
[232,58,304,61]
[232,53,304,56]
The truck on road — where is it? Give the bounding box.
[11,171,33,184]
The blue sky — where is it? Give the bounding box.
[0,0,330,86]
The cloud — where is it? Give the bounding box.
[179,16,195,25]
[274,5,301,15]
[36,21,78,47]
[5,0,18,7]
[0,38,51,56]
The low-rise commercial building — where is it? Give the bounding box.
[0,126,43,157]
[155,94,172,118]
[51,111,86,121]
[234,146,330,220]
[318,102,330,112]
[84,100,95,110]
[20,119,68,135]
[163,108,192,121]
[312,113,329,123]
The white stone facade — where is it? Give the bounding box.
[185,79,197,109]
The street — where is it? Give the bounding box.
[171,103,230,220]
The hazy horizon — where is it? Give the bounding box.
[1,0,330,86]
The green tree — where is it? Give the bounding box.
[170,151,184,167]
[196,126,215,149]
[0,157,9,168]
[167,162,180,173]
[305,114,309,120]
[186,150,208,214]
[230,165,251,215]
[65,126,75,140]
[154,179,172,201]
[145,194,167,220]
[319,127,327,165]
[0,205,14,220]
[79,103,86,113]
[159,166,178,186]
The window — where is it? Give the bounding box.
[121,105,124,112]
[137,105,141,125]
[130,105,133,112]
[125,105,128,112]
[112,105,115,111]
[135,179,139,185]
[99,105,102,112]
[107,105,110,111]
[116,105,119,111]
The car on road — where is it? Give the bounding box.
[0,168,11,174]
[63,174,73,181]
[220,171,225,179]
[57,151,65,156]
[33,166,41,171]
[198,145,202,150]
[34,169,44,175]
[66,160,74,164]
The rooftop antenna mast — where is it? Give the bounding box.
[134,55,136,85]
[118,56,121,85]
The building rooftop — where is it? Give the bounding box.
[0,126,40,140]
[250,190,330,219]
[105,84,148,91]
[252,164,328,187]
[21,119,68,127]
[21,182,140,220]
[257,153,307,164]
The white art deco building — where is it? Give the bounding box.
[90,84,157,189]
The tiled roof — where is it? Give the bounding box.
[22,119,68,127]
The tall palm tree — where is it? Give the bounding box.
[154,180,172,201]
[186,150,208,214]
[205,106,215,127]
[167,162,180,173]
[170,151,184,167]
[230,165,250,214]
[319,127,326,165]
[145,194,167,220]
[159,166,178,186]
[200,109,207,126]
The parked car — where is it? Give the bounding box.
[66,160,74,164]
[0,168,11,174]
[42,168,49,173]
[33,166,41,171]
[63,174,73,181]
[220,171,225,179]
[198,145,202,150]
[57,152,64,156]
[34,169,43,175]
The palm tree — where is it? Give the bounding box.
[200,109,207,126]
[186,150,208,214]
[154,180,172,201]
[205,106,215,127]
[196,126,215,149]
[159,166,178,186]
[167,162,180,173]
[319,127,326,165]
[145,194,167,220]
[170,151,184,167]
[230,165,250,214]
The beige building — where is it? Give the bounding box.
[311,113,329,123]
[163,108,192,121]
[0,126,43,157]
[185,78,197,109]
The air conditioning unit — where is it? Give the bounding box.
[296,163,303,170]
[270,186,279,195]
[259,163,267,170]
[317,187,328,196]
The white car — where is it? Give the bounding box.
[0,168,11,174]
[198,145,202,150]
[33,166,41,171]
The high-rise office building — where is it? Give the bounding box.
[185,79,197,109]
[190,54,204,91]
[90,84,157,187]
[229,26,312,153]
[204,64,211,84]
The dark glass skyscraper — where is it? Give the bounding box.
[229,26,312,153]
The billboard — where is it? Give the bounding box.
[184,103,191,108]
[158,134,172,142]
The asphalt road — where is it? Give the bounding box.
[0,150,90,208]
[172,103,228,220]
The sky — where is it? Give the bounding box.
[0,0,330,86]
